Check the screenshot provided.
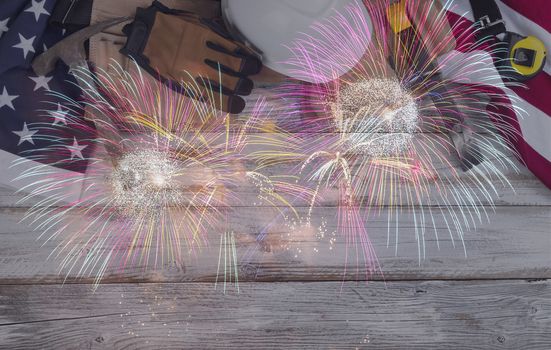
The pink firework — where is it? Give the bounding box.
[248,0,523,277]
[12,64,302,287]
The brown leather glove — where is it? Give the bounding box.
[120,1,262,114]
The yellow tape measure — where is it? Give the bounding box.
[508,35,547,80]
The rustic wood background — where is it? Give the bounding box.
[1,94,550,349]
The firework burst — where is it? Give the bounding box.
[11,63,302,288]
[248,0,524,275]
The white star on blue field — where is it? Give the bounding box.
[0,0,94,175]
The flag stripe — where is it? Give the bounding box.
[517,135,551,189]
[0,148,84,204]
[444,1,551,188]
[511,72,551,118]
[500,0,551,34]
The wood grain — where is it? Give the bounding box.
[0,205,548,284]
[2,134,550,209]
[1,86,550,348]
[2,169,549,209]
[0,280,549,349]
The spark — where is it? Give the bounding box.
[110,150,182,212]
[11,62,304,288]
[247,0,522,278]
[331,78,419,157]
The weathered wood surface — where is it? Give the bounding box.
[1,158,550,350]
[4,163,549,208]
[0,280,549,349]
[0,205,549,283]
[5,164,551,208]
[4,131,545,209]
[1,99,550,348]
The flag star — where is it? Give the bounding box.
[13,34,36,59]
[65,137,87,160]
[51,103,69,125]
[0,87,18,110]
[0,18,8,39]
[29,75,53,91]
[13,122,38,146]
[24,0,50,22]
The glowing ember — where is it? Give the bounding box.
[110,149,182,211]
[331,78,419,157]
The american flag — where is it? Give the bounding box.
[445,0,551,189]
[0,0,95,197]
[1,0,549,193]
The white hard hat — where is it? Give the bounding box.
[222,0,372,82]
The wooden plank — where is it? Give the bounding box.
[0,205,548,284]
[2,162,549,209]
[0,280,549,349]
[2,132,550,209]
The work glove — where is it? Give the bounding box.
[120,0,262,114]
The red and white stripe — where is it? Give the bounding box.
[444,0,551,188]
